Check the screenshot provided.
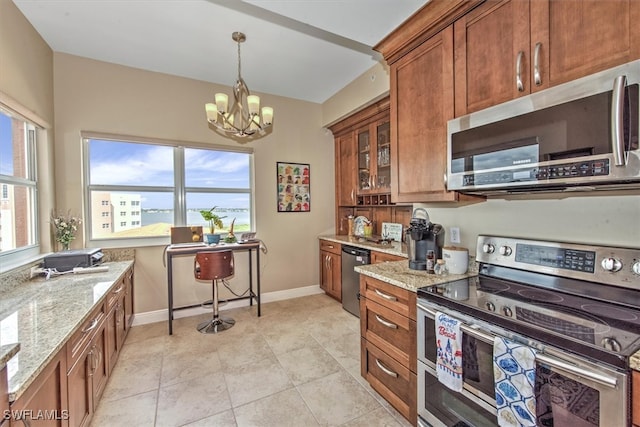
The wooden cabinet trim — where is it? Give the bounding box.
[374,0,484,64]
[633,370,640,426]
[328,97,390,137]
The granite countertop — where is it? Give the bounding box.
[0,261,134,402]
[319,235,407,257]
[0,344,20,372]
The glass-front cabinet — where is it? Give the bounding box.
[357,119,391,196]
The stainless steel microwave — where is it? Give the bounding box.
[447,60,640,195]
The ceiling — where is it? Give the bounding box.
[13,0,429,104]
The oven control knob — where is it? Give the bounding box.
[499,245,513,256]
[502,306,513,317]
[485,301,495,312]
[601,257,622,272]
[483,243,495,254]
[601,337,621,352]
[632,261,640,275]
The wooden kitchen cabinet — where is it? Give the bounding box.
[336,133,357,207]
[454,0,640,116]
[633,370,640,426]
[106,265,134,374]
[67,309,108,427]
[371,251,405,264]
[9,350,68,427]
[1,367,8,427]
[124,266,134,331]
[319,240,342,301]
[360,275,417,424]
[356,119,391,195]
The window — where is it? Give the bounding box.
[85,136,253,243]
[0,108,38,255]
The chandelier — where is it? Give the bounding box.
[205,32,274,139]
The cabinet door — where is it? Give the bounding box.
[530,0,640,92]
[90,322,108,408]
[391,26,458,203]
[336,133,357,206]
[454,0,530,116]
[320,250,342,301]
[10,351,68,427]
[124,266,134,331]
[67,349,92,427]
[357,124,374,194]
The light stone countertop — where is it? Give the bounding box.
[0,344,20,372]
[631,353,640,371]
[0,261,134,402]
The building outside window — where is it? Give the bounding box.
[85,136,253,242]
[0,108,38,255]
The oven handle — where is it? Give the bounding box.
[417,302,619,389]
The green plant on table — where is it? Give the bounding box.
[199,206,226,234]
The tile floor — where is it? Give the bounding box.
[90,294,414,427]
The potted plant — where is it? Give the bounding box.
[199,206,226,244]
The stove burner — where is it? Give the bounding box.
[580,304,639,322]
[517,289,564,303]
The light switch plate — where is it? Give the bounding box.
[450,227,461,244]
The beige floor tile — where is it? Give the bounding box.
[276,341,342,386]
[321,330,361,372]
[156,371,231,427]
[233,388,319,427]
[340,406,403,427]
[262,323,318,355]
[127,320,170,344]
[101,352,162,402]
[216,332,275,369]
[160,345,222,387]
[180,409,237,427]
[92,390,158,427]
[223,356,293,408]
[297,370,381,426]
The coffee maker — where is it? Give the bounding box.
[405,208,445,270]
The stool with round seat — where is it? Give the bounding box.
[194,250,235,333]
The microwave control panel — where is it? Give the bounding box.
[462,158,610,187]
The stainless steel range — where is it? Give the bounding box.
[416,235,640,427]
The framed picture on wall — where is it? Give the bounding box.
[277,162,310,212]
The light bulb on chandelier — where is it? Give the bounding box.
[205,32,274,139]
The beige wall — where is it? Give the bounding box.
[0,0,56,254]
[53,53,335,313]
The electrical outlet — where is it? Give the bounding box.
[450,227,461,244]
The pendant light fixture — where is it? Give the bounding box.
[205,32,274,139]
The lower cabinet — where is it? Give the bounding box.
[633,370,639,426]
[360,275,417,425]
[371,251,405,264]
[319,240,342,301]
[9,351,68,427]
[67,318,108,427]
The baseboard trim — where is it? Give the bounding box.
[132,284,325,326]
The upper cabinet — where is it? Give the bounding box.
[357,119,391,195]
[336,132,357,206]
[376,0,484,204]
[454,0,640,116]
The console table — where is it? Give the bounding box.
[165,242,262,334]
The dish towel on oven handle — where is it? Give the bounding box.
[435,311,463,392]
[493,336,537,427]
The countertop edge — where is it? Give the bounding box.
[0,344,20,372]
[319,235,407,257]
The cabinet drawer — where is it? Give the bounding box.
[360,275,416,320]
[361,298,416,371]
[319,240,341,255]
[106,278,126,311]
[371,251,405,264]
[67,304,105,372]
[361,338,416,423]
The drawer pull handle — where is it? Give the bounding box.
[113,285,124,294]
[374,289,397,302]
[375,314,397,329]
[375,359,398,378]
[82,318,99,334]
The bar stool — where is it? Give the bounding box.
[194,250,235,333]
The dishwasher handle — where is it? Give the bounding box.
[342,245,371,263]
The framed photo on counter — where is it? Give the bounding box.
[277,162,310,212]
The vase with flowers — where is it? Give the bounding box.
[51,211,82,251]
[199,206,226,245]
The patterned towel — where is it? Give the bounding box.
[493,337,537,427]
[435,312,463,392]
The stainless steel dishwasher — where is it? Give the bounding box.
[341,245,370,317]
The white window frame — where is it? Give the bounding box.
[82,132,254,248]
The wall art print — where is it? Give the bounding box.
[277,162,310,212]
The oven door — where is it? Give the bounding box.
[417,300,630,427]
